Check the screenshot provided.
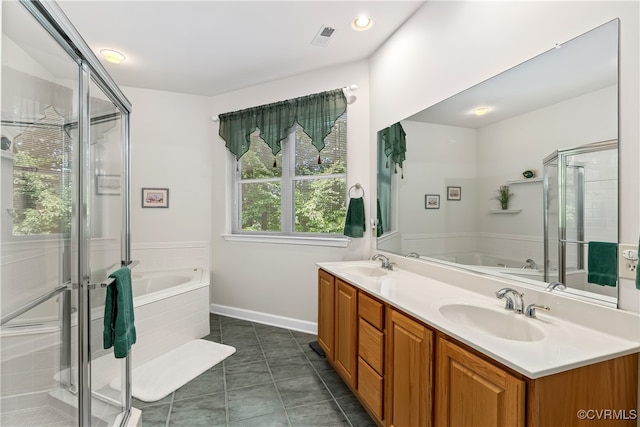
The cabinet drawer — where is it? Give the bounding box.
[359,292,384,329]
[358,357,383,421]
[358,318,384,375]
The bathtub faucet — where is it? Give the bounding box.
[525,258,538,269]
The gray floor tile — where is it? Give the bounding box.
[276,375,333,409]
[173,366,225,402]
[261,337,304,360]
[227,410,290,427]
[140,403,171,427]
[336,394,378,427]
[223,343,265,366]
[267,354,318,382]
[318,369,353,399]
[227,383,283,423]
[225,360,273,390]
[168,392,226,426]
[132,314,373,427]
[287,399,350,427]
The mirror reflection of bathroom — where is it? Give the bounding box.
[376,19,619,306]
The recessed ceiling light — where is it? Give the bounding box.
[100,49,125,64]
[473,107,490,116]
[352,16,373,31]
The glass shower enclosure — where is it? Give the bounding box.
[1,1,133,425]
[543,139,618,302]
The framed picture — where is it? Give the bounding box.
[96,175,121,195]
[447,186,462,201]
[142,188,169,208]
[425,194,440,209]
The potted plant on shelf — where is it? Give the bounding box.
[495,185,514,210]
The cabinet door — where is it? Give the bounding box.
[386,309,433,427]
[334,279,358,388]
[435,337,525,427]
[317,269,335,360]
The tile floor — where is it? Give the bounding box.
[135,313,375,427]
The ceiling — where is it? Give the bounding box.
[56,1,425,97]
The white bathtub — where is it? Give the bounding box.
[1,266,211,409]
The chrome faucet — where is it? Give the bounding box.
[405,252,420,258]
[525,258,538,269]
[371,254,394,270]
[495,287,525,314]
[545,281,566,292]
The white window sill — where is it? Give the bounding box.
[221,234,350,248]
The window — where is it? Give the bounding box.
[10,107,73,236]
[233,113,347,235]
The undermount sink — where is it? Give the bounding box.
[439,304,545,342]
[341,265,388,278]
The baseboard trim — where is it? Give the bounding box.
[209,304,317,335]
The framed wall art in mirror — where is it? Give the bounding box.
[376,19,619,307]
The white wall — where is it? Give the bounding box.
[369,1,639,313]
[209,61,370,326]
[125,87,214,252]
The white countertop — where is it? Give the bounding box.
[317,260,640,379]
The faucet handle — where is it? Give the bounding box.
[525,304,550,318]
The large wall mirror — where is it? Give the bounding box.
[377,19,619,307]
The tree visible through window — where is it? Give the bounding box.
[235,113,347,235]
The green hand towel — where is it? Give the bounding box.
[587,241,618,287]
[344,197,365,238]
[376,198,384,238]
[103,267,136,358]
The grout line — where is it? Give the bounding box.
[293,336,355,427]
[164,392,175,427]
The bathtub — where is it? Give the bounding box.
[1,266,211,410]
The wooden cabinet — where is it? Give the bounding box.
[317,269,335,360]
[357,293,385,423]
[386,309,433,427]
[435,337,525,427]
[317,269,638,427]
[334,279,358,388]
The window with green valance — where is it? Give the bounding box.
[218,88,347,163]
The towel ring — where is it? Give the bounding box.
[348,183,364,199]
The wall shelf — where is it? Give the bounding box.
[489,209,522,214]
[507,177,543,185]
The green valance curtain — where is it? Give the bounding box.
[218,88,347,161]
[379,121,407,178]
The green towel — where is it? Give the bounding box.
[344,197,365,238]
[587,241,618,287]
[103,267,136,358]
[376,198,384,238]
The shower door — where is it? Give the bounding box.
[2,1,133,425]
[543,140,618,298]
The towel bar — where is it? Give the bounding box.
[90,260,140,290]
[348,183,364,199]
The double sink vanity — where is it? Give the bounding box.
[316,255,639,427]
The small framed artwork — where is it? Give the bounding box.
[447,186,462,201]
[142,188,169,208]
[96,175,121,195]
[425,194,440,209]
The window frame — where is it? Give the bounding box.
[230,120,349,242]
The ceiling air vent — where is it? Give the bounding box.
[311,25,336,47]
